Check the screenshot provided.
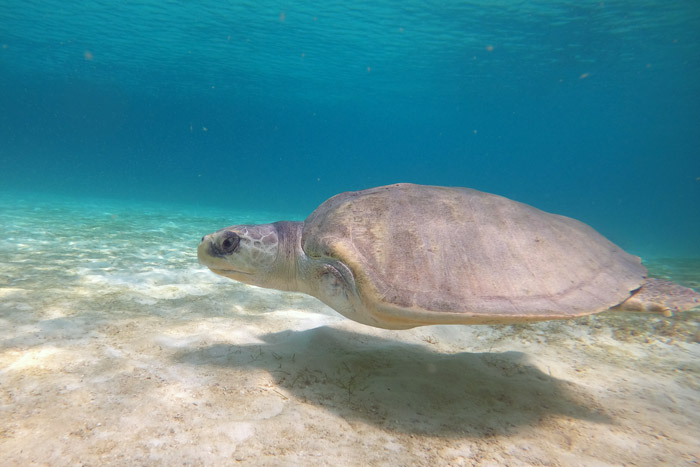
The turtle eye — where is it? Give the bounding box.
[220,231,240,254]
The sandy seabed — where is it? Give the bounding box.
[1,194,699,466]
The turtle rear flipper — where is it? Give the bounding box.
[615,278,700,316]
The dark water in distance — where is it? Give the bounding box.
[1,1,699,257]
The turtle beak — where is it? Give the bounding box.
[198,233,223,265]
[197,235,212,265]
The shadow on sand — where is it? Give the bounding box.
[175,326,609,437]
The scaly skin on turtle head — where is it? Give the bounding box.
[198,221,304,292]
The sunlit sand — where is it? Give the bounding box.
[1,192,698,465]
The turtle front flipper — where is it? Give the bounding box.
[614,278,700,317]
[304,257,373,324]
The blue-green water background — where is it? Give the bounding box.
[1,1,699,257]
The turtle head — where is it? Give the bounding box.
[198,221,302,291]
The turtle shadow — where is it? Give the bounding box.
[174,326,610,437]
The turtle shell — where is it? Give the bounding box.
[301,183,646,324]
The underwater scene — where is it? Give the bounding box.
[1,1,699,465]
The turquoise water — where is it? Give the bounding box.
[1,2,700,465]
[1,0,699,256]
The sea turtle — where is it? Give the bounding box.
[197,183,699,329]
